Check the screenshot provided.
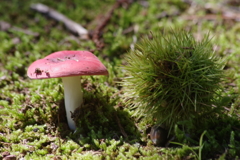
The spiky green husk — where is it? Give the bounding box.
[122,30,225,130]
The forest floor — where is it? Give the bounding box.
[0,0,240,159]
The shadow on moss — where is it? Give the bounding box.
[171,111,240,159]
[56,80,140,147]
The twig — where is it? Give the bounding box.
[223,106,240,118]
[114,111,128,139]
[182,2,240,22]
[211,104,240,118]
[92,0,132,50]
[0,21,39,37]
[30,3,88,39]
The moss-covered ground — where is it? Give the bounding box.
[0,0,240,159]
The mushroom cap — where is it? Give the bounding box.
[27,50,108,79]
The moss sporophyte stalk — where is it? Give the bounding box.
[122,30,225,133]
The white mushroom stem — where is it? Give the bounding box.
[61,76,83,130]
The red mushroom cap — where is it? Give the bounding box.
[27,51,108,79]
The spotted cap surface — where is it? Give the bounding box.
[27,50,108,79]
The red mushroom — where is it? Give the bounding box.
[27,50,108,130]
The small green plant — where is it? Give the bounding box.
[170,130,206,160]
[122,30,225,131]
